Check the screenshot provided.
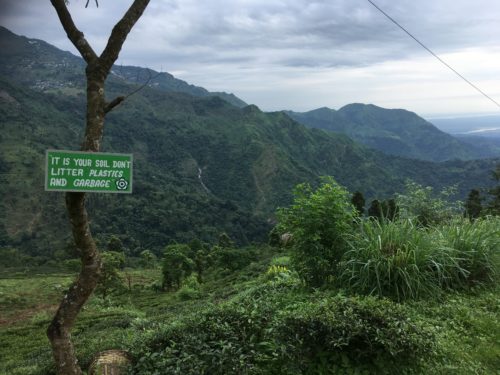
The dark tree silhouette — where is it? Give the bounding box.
[381,198,398,221]
[487,164,500,215]
[464,189,482,219]
[351,191,365,216]
[368,199,383,220]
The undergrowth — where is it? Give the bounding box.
[339,217,499,301]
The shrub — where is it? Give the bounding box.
[273,295,436,374]
[131,305,270,375]
[0,248,28,268]
[265,265,291,281]
[212,246,256,271]
[96,251,126,299]
[139,249,157,268]
[277,177,357,287]
[397,181,461,226]
[62,258,81,272]
[176,275,201,301]
[269,255,291,267]
[130,284,435,375]
[161,244,194,291]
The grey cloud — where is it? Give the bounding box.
[1,0,499,115]
[119,0,500,71]
[3,0,500,69]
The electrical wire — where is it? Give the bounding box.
[366,0,500,109]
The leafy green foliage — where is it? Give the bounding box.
[96,251,125,299]
[341,219,437,300]
[277,177,356,287]
[139,249,156,268]
[381,198,399,221]
[269,255,291,267]
[267,226,282,247]
[0,248,31,268]
[0,250,498,375]
[107,235,124,252]
[351,191,365,216]
[397,181,461,226]
[274,295,435,374]
[176,274,202,301]
[161,244,194,291]
[368,198,399,221]
[464,189,482,219]
[368,199,383,219]
[412,288,500,374]
[212,245,257,271]
[217,232,234,248]
[129,277,435,375]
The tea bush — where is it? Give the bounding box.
[130,279,435,374]
[272,295,436,374]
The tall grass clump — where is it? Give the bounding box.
[340,216,499,301]
[340,219,438,301]
[433,216,499,288]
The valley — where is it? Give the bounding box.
[0,24,499,375]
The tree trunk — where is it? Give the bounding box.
[47,1,150,373]
[47,71,106,375]
[46,192,101,374]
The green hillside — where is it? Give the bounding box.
[287,104,500,161]
[0,26,498,259]
[0,26,246,107]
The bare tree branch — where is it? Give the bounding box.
[85,0,99,8]
[100,0,150,74]
[105,68,162,113]
[50,0,98,64]
[104,96,125,113]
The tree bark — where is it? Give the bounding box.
[47,1,150,374]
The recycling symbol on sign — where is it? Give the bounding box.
[115,178,129,190]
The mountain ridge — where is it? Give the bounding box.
[0,25,247,108]
[286,104,500,161]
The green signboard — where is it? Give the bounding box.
[45,150,133,193]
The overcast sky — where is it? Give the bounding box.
[1,0,500,118]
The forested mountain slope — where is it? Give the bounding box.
[0,26,497,258]
[287,104,500,161]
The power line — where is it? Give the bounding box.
[366,0,500,110]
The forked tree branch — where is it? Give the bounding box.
[100,0,150,74]
[50,0,98,64]
[85,0,99,7]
